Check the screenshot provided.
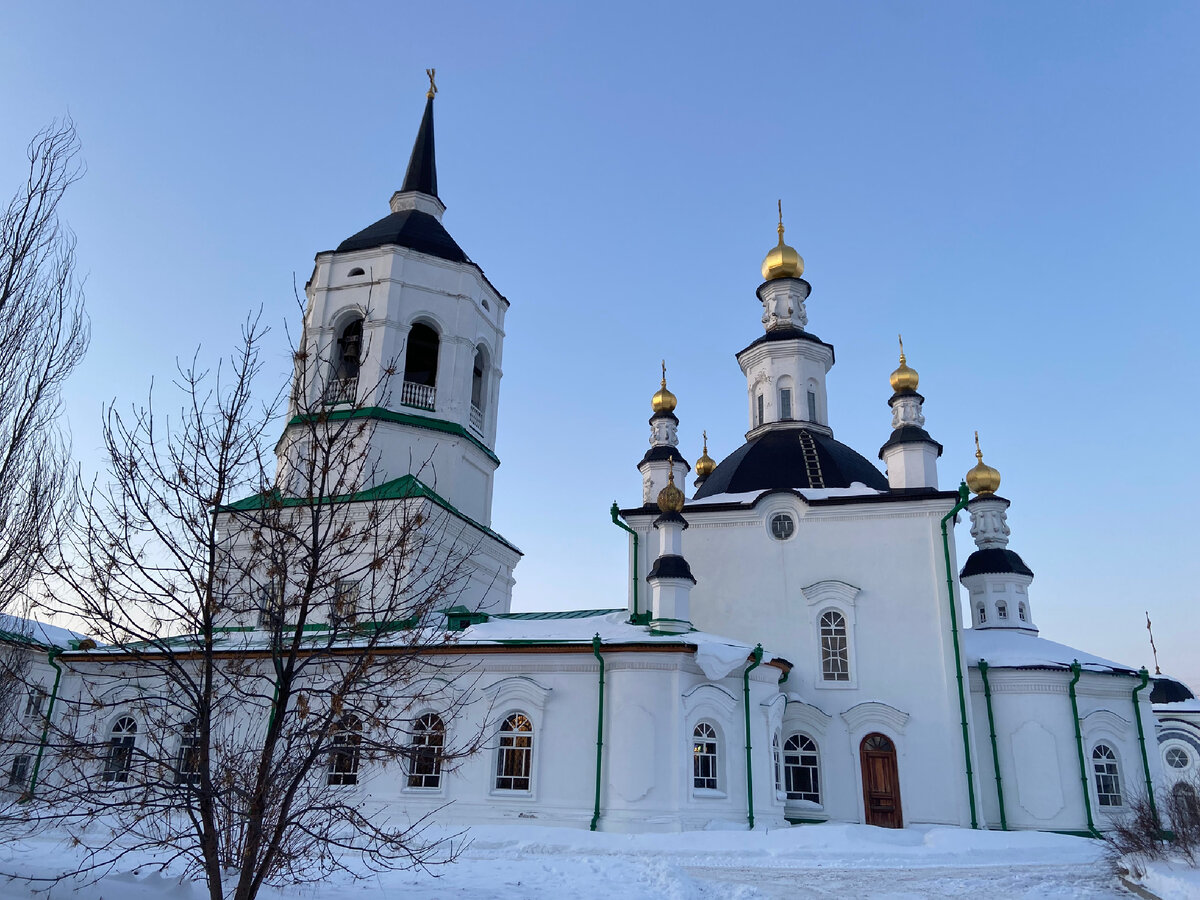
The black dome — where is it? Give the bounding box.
[336,209,468,262]
[1151,677,1196,704]
[960,548,1035,579]
[692,427,889,499]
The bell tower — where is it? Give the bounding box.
[285,73,508,527]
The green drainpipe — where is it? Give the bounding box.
[610,502,643,623]
[590,634,605,832]
[939,481,978,829]
[743,644,764,830]
[23,647,64,802]
[1132,668,1159,827]
[1068,661,1101,837]
[977,659,1007,830]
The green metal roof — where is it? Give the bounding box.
[493,609,623,621]
[282,407,499,465]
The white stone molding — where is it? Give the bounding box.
[783,697,833,737]
[968,497,1011,550]
[389,189,446,219]
[482,675,552,714]
[800,580,861,609]
[1011,720,1066,820]
[890,394,925,430]
[1082,708,1132,739]
[840,701,910,735]
[681,683,739,720]
[760,693,786,735]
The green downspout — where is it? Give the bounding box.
[939,481,978,829]
[743,644,764,830]
[590,634,605,832]
[610,502,643,623]
[1068,661,1101,837]
[1132,668,1158,827]
[977,659,1007,830]
[23,647,64,802]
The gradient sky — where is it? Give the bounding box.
[2,2,1197,687]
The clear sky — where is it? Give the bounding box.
[2,2,1197,687]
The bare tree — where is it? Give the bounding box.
[9,319,499,900]
[0,119,88,721]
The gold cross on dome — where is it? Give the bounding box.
[426,68,437,99]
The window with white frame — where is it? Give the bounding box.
[257,578,284,629]
[1165,746,1191,770]
[1018,603,1027,622]
[175,718,201,786]
[330,578,361,625]
[327,715,362,786]
[103,716,137,783]
[807,390,818,422]
[407,712,445,789]
[978,605,987,624]
[756,394,764,427]
[770,512,795,541]
[783,733,821,803]
[692,722,719,791]
[779,388,793,421]
[997,602,1008,620]
[1092,743,1122,807]
[820,611,850,681]
[773,733,783,794]
[495,713,533,792]
[8,754,31,790]
[22,688,46,723]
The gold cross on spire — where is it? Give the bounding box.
[661,359,667,388]
[426,68,437,99]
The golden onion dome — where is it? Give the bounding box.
[761,201,804,281]
[695,430,716,478]
[890,334,919,393]
[657,461,685,513]
[965,431,1002,496]
[651,360,677,414]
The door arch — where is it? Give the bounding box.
[860,732,903,828]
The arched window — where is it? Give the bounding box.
[777,376,794,422]
[407,713,445,789]
[978,605,987,624]
[175,718,201,786]
[495,713,533,791]
[784,734,821,803]
[996,602,1008,620]
[820,611,850,681]
[1172,783,1200,828]
[806,388,818,423]
[347,267,365,277]
[103,716,137,783]
[470,344,488,432]
[692,722,720,791]
[402,323,439,410]
[324,317,363,405]
[1092,743,1122,807]
[756,393,764,427]
[772,732,783,794]
[327,715,362,786]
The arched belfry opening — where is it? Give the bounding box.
[324,317,363,405]
[402,322,439,411]
[470,344,489,432]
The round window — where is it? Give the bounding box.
[1166,746,1190,769]
[770,513,794,541]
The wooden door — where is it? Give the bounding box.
[860,733,903,828]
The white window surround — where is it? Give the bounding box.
[840,701,910,736]
[682,685,737,801]
[1091,742,1124,809]
[783,698,833,738]
[783,733,822,806]
[405,711,447,792]
[690,720,726,798]
[802,581,862,689]
[493,711,535,795]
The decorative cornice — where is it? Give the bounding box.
[840,700,910,734]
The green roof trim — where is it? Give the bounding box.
[222,473,521,555]
[284,407,500,466]
[0,627,52,650]
[493,609,623,621]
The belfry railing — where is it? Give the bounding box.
[401,381,436,411]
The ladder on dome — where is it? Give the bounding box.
[798,430,825,488]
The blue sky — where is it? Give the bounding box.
[2,2,1197,686]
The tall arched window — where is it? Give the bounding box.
[175,718,201,786]
[407,713,445,789]
[1092,743,1122,807]
[402,323,439,411]
[820,611,850,681]
[1173,783,1199,828]
[470,345,488,432]
[327,715,362,786]
[103,716,137,783]
[772,732,783,794]
[692,722,720,791]
[495,713,533,791]
[783,734,821,803]
[324,318,363,405]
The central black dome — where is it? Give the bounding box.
[693,427,889,498]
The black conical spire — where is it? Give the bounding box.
[401,70,438,198]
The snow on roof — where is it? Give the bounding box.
[1155,699,1200,714]
[962,628,1137,674]
[0,613,90,650]
[686,482,882,507]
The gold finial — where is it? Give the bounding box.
[696,429,717,478]
[426,68,438,100]
[651,359,677,413]
[889,333,919,392]
[761,200,804,280]
[656,456,686,513]
[965,430,1002,496]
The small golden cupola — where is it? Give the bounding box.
[651,360,677,414]
[761,200,805,281]
[657,459,685,513]
[890,334,920,393]
[695,430,716,479]
[966,431,1002,496]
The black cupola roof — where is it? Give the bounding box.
[960,548,1034,579]
[401,94,438,198]
[692,427,889,499]
[1151,676,1196,704]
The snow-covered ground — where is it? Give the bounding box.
[0,823,1136,899]
[1131,856,1200,900]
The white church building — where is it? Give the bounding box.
[5,83,1197,837]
